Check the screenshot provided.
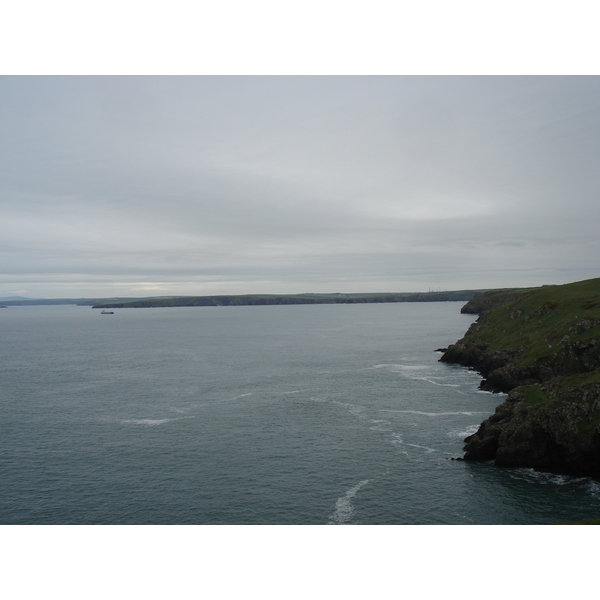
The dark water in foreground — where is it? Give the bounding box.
[2,302,600,524]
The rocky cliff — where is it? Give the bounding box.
[463,375,600,477]
[440,278,600,477]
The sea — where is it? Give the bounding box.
[2,301,600,525]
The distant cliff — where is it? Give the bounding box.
[459,287,538,315]
[440,278,600,478]
[91,290,487,309]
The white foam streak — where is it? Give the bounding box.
[390,433,410,456]
[391,433,404,446]
[369,418,391,432]
[508,468,599,490]
[412,378,460,387]
[448,424,480,438]
[230,393,253,401]
[371,363,428,372]
[328,479,370,525]
[405,443,436,453]
[212,392,254,406]
[370,363,464,387]
[588,481,600,499]
[120,416,195,427]
[380,409,487,417]
[330,400,367,419]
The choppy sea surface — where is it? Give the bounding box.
[2,302,600,525]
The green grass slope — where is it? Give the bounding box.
[441,278,600,391]
[459,287,539,314]
[470,278,600,363]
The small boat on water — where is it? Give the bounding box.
[100,310,114,315]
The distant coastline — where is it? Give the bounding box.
[0,286,547,310]
[89,290,489,309]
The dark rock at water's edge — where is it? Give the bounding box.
[440,277,600,478]
[440,340,529,393]
[463,379,600,478]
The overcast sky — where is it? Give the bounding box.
[1,75,599,298]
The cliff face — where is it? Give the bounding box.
[463,377,600,477]
[440,278,600,477]
[441,324,600,393]
[459,288,537,315]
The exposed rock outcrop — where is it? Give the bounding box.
[463,380,600,478]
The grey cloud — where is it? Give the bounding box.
[1,76,599,297]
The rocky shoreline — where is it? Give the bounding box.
[440,278,600,478]
[460,379,600,477]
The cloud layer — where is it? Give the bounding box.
[2,76,599,297]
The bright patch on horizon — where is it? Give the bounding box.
[382,195,498,221]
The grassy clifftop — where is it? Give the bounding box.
[441,278,600,392]
[459,287,539,314]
